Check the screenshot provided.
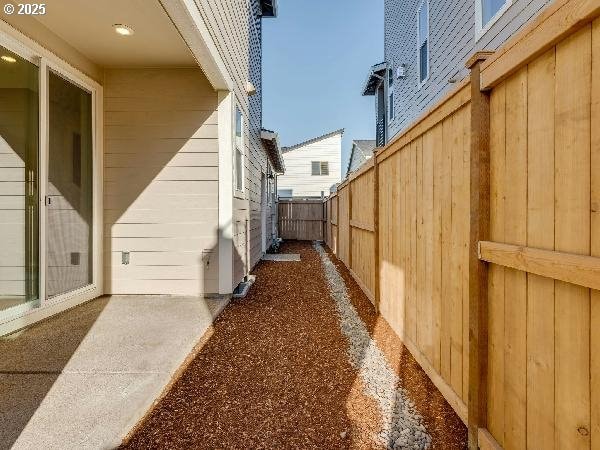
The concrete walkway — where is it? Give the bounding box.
[0,295,228,450]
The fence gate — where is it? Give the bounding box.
[278,199,325,241]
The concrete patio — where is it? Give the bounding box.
[0,295,228,450]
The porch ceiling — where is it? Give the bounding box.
[33,0,195,67]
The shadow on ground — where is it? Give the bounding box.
[0,297,109,449]
[0,294,227,450]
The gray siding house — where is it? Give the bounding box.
[346,140,376,177]
[364,0,553,143]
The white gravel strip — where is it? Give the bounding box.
[314,243,431,450]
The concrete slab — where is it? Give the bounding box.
[0,295,229,450]
[261,253,301,262]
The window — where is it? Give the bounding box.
[388,68,395,120]
[476,0,511,37]
[234,107,244,193]
[267,168,273,205]
[417,0,429,84]
[311,161,329,176]
[278,189,293,198]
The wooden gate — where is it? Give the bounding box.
[278,199,325,241]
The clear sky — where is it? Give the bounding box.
[262,0,384,176]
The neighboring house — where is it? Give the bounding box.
[363,0,553,144]
[346,140,376,177]
[0,0,283,335]
[277,129,343,199]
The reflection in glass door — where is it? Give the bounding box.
[46,71,93,299]
[0,46,39,318]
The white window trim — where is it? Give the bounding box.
[475,0,513,42]
[233,105,245,199]
[217,91,234,295]
[416,0,430,89]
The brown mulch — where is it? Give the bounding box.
[121,241,467,449]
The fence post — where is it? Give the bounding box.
[373,154,381,313]
[321,192,325,241]
[466,50,493,450]
[348,182,353,270]
[336,193,339,255]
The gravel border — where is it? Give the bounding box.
[315,242,432,450]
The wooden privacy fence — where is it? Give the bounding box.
[325,1,600,449]
[278,199,325,240]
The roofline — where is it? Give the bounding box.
[345,140,377,177]
[361,62,388,96]
[281,128,345,153]
[160,0,234,91]
[345,142,358,177]
[260,0,278,17]
[261,128,285,173]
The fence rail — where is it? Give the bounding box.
[324,1,600,448]
[278,199,325,241]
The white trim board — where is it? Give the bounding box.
[160,0,234,91]
[217,91,234,294]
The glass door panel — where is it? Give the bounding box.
[0,46,39,317]
[46,71,93,298]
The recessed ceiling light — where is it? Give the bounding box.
[1,55,17,63]
[113,24,134,36]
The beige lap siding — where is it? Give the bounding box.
[104,68,220,295]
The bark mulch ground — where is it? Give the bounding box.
[121,241,467,449]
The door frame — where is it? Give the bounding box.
[0,26,103,335]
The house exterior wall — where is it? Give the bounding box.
[347,146,373,176]
[384,0,552,139]
[194,0,270,280]
[104,68,220,295]
[278,133,342,198]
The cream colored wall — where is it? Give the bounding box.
[194,0,268,283]
[104,68,220,295]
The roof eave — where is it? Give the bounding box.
[261,129,285,174]
[361,62,388,96]
[260,0,277,17]
[281,128,344,153]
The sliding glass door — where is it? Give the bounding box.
[0,46,39,318]
[0,38,97,326]
[46,71,93,299]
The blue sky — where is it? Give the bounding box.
[262,0,384,175]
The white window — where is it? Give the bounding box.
[311,161,329,176]
[234,107,244,194]
[476,0,512,38]
[278,189,293,198]
[417,0,429,85]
